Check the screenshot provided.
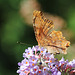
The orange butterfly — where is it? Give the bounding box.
[33,10,70,54]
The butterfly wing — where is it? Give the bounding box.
[33,10,54,45]
[45,30,70,54]
[33,10,70,54]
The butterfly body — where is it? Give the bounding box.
[33,10,70,54]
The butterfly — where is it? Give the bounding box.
[33,10,70,54]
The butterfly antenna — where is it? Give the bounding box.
[17,41,33,46]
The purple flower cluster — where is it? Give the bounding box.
[17,46,75,75]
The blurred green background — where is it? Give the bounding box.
[0,0,75,75]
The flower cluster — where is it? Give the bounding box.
[17,46,75,75]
